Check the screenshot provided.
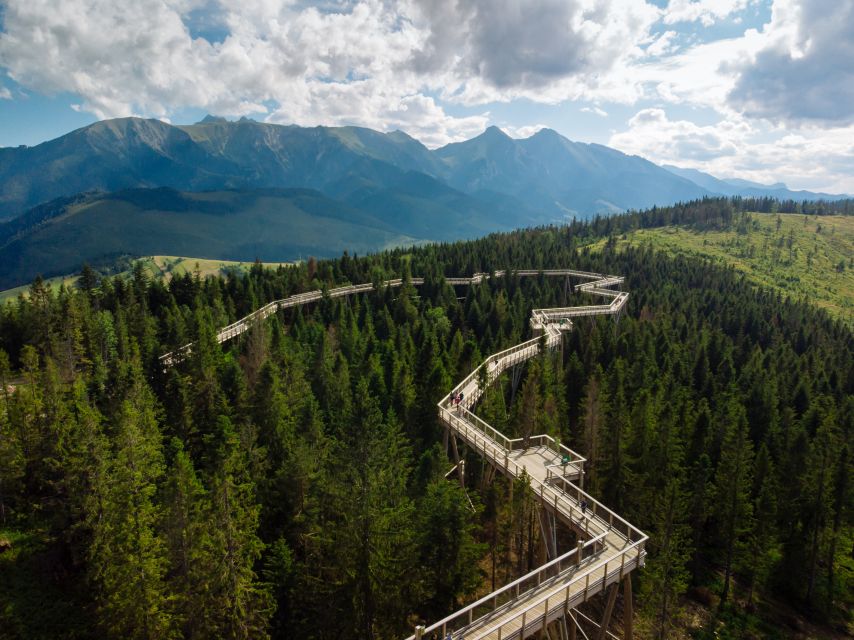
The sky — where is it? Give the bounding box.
[0,0,852,193]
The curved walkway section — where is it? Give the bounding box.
[159,269,646,640]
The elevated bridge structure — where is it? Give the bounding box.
[159,269,646,640]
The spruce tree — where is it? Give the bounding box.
[88,367,174,639]
[200,417,273,639]
[713,397,754,605]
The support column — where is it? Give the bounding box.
[510,363,524,405]
[537,508,557,560]
[449,434,465,489]
[558,614,570,640]
[623,575,633,640]
[567,613,577,640]
[595,584,619,640]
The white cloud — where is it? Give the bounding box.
[0,0,663,139]
[728,0,854,125]
[0,86,11,100]
[645,30,679,57]
[581,106,609,117]
[0,0,475,144]
[610,107,854,193]
[663,0,753,26]
[407,0,660,95]
[630,29,766,111]
[612,108,743,160]
[505,123,548,139]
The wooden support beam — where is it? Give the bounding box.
[596,584,619,640]
[537,508,557,560]
[568,612,577,640]
[558,614,570,640]
[623,575,633,640]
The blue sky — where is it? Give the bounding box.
[1,0,852,193]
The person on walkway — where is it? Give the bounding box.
[580,499,588,514]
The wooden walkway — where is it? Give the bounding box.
[158,269,645,640]
[427,273,644,639]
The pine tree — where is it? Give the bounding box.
[578,365,609,494]
[334,381,417,639]
[0,349,23,524]
[713,397,754,605]
[740,444,779,608]
[199,417,273,639]
[641,393,691,639]
[417,480,485,618]
[162,441,209,638]
[88,368,174,639]
[803,409,841,604]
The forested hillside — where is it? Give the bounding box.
[0,202,851,639]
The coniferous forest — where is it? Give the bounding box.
[0,200,852,639]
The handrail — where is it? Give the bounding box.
[440,408,612,541]
[160,269,625,366]
[469,540,646,640]
[410,532,609,639]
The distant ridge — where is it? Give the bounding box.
[2,118,847,224]
[662,164,849,201]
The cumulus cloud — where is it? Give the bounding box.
[610,107,854,193]
[664,0,753,26]
[631,29,765,110]
[0,0,663,144]
[0,86,10,99]
[408,0,660,92]
[612,107,743,160]
[728,0,854,125]
[0,0,469,143]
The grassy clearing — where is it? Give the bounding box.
[136,255,295,282]
[0,275,80,304]
[591,213,854,325]
[0,255,296,304]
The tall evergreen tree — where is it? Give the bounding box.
[713,397,754,605]
[88,365,174,639]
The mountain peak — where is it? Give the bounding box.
[198,114,228,124]
[530,127,562,140]
[481,125,511,140]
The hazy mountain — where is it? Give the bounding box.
[3,117,846,226]
[0,117,446,220]
[436,127,711,216]
[662,164,847,200]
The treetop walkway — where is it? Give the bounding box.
[159,268,645,640]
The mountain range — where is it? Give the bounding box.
[0,116,848,289]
